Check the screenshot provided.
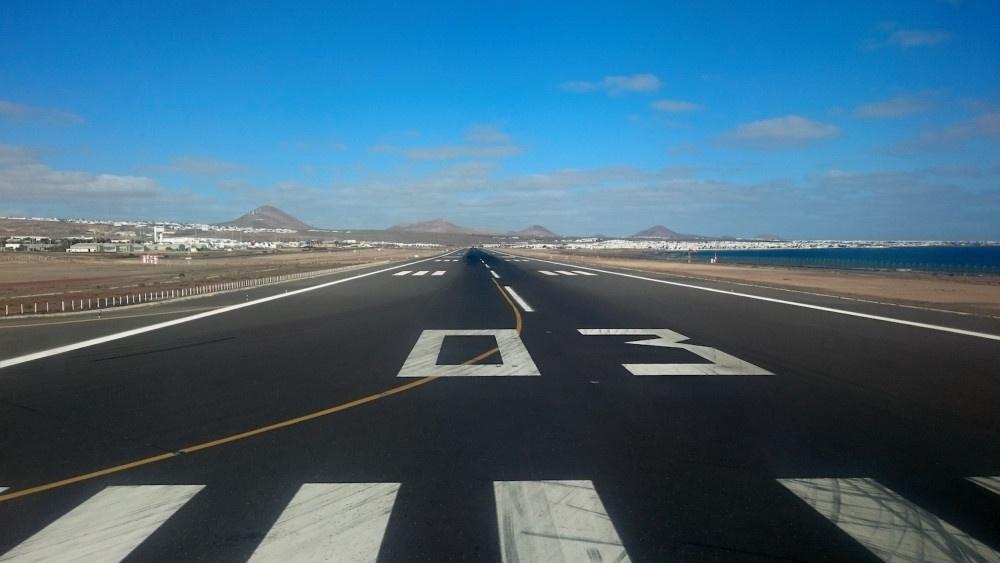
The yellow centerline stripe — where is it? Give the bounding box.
[0,259,520,503]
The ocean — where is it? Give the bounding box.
[653,245,1000,275]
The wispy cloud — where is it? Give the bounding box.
[370,125,522,161]
[870,23,951,49]
[561,73,661,95]
[144,156,247,176]
[855,93,936,118]
[651,99,704,113]
[0,100,84,126]
[888,111,1000,154]
[719,115,839,149]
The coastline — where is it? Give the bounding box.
[508,249,1000,317]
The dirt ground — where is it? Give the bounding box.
[510,249,1000,317]
[0,248,444,313]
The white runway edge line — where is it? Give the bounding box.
[248,483,400,562]
[0,252,452,371]
[503,286,534,313]
[496,252,1000,342]
[0,485,203,562]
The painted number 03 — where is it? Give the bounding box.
[578,329,772,376]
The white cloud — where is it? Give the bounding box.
[145,156,247,176]
[0,100,84,126]
[561,73,661,95]
[0,147,162,202]
[465,125,511,144]
[719,115,839,149]
[651,99,703,112]
[855,93,935,118]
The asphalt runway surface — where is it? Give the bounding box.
[0,248,998,562]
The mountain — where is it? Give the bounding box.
[513,225,560,238]
[388,218,491,235]
[632,225,686,239]
[221,205,313,230]
[753,233,785,241]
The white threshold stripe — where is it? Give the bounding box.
[248,483,400,563]
[392,271,412,276]
[0,485,203,562]
[494,480,631,563]
[497,252,1000,341]
[779,478,998,562]
[968,476,1000,496]
[0,252,451,371]
[573,271,598,276]
[503,286,534,313]
[412,270,428,276]
[432,271,446,276]
[555,270,577,276]
[490,270,500,279]
[539,270,558,276]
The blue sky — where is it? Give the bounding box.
[1,0,998,239]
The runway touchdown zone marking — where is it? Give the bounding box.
[494,480,631,563]
[539,270,598,277]
[392,270,446,277]
[248,483,400,562]
[0,485,203,562]
[780,477,999,562]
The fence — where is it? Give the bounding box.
[1,263,373,317]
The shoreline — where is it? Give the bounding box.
[507,249,1000,317]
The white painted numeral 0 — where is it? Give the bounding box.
[578,329,772,376]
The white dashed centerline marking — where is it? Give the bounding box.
[490,270,500,279]
[503,286,534,313]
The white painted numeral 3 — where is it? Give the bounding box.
[578,329,772,376]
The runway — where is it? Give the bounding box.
[0,248,998,562]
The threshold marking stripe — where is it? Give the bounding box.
[503,286,534,313]
[0,485,203,562]
[494,480,631,563]
[0,253,453,371]
[412,271,428,276]
[248,483,400,562]
[573,271,598,276]
[539,270,558,276]
[392,271,412,276]
[490,270,500,279]
[779,478,999,562]
[431,271,446,276]
[968,476,1000,496]
[555,270,577,276]
[499,253,1000,341]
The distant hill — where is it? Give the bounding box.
[221,205,313,231]
[632,225,689,239]
[753,233,785,241]
[513,225,560,238]
[388,218,492,235]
